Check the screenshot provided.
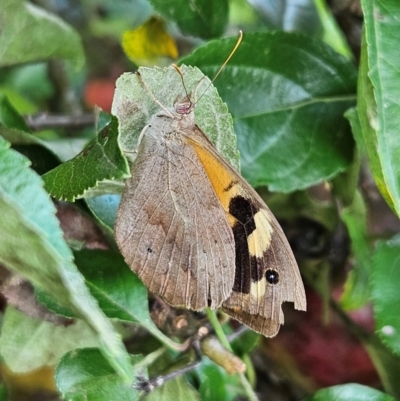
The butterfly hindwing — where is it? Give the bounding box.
[186,126,306,336]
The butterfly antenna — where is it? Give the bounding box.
[195,30,243,104]
[212,30,243,84]
[172,64,192,103]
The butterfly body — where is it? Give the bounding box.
[115,70,306,337]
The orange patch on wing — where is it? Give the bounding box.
[188,140,242,225]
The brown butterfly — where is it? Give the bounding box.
[114,62,306,337]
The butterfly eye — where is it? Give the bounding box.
[176,101,193,114]
[265,269,279,285]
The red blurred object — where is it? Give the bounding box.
[84,78,115,112]
[262,290,380,391]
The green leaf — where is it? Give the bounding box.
[0,136,74,304]
[314,0,353,59]
[35,288,76,318]
[0,0,84,69]
[148,0,228,39]
[371,234,400,355]
[229,0,265,31]
[180,31,357,192]
[43,138,90,163]
[56,348,143,401]
[75,249,184,350]
[0,86,38,114]
[82,180,124,199]
[0,385,7,401]
[0,97,60,174]
[355,32,394,214]
[0,95,30,132]
[249,0,322,36]
[0,136,131,380]
[363,333,400,399]
[2,63,55,105]
[111,65,240,171]
[86,194,122,230]
[143,377,201,401]
[340,190,372,309]
[42,116,130,201]
[304,383,396,401]
[230,330,261,356]
[0,307,99,373]
[196,357,242,401]
[358,1,400,216]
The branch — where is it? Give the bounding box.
[25,113,95,131]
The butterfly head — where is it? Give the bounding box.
[175,96,195,115]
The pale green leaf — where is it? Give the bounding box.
[0,0,84,68]
[0,307,99,373]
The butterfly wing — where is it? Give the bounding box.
[185,126,306,337]
[115,120,236,310]
[222,215,305,337]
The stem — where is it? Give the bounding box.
[25,113,95,131]
[239,373,259,401]
[206,309,259,401]
[205,308,231,351]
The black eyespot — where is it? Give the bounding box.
[265,269,279,285]
[147,247,153,254]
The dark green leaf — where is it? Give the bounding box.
[56,348,143,401]
[0,385,7,401]
[75,249,183,350]
[0,98,60,174]
[0,96,30,132]
[360,0,400,216]
[2,63,54,105]
[363,333,400,399]
[340,190,372,309]
[354,33,394,214]
[180,31,357,192]
[74,249,149,322]
[371,234,400,355]
[0,136,131,380]
[12,143,60,175]
[304,383,396,401]
[196,357,242,401]
[149,0,228,39]
[35,288,76,318]
[42,116,129,201]
[0,0,84,68]
[0,307,99,373]
[230,330,261,356]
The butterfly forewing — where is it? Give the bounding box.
[115,114,236,310]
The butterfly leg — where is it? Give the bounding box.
[135,124,152,153]
[136,71,175,118]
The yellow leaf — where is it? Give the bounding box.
[122,17,178,66]
[0,363,57,398]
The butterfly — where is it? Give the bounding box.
[114,63,306,337]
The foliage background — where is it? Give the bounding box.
[1,0,400,400]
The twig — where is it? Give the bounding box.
[25,113,95,131]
